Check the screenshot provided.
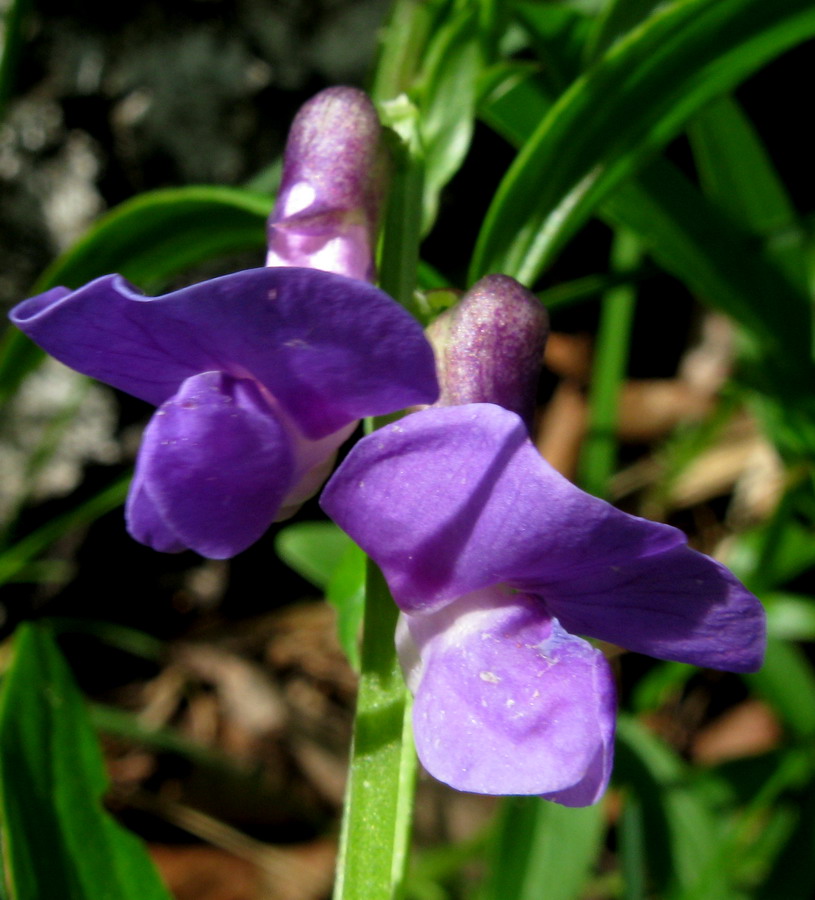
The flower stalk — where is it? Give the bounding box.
[331,106,425,900]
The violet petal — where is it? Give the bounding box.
[126,472,188,554]
[322,403,765,671]
[10,267,438,439]
[404,586,616,801]
[129,371,294,559]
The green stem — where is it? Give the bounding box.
[332,65,427,900]
[333,563,417,900]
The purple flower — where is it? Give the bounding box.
[266,86,385,282]
[11,87,436,558]
[11,268,437,558]
[321,402,765,804]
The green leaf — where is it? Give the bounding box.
[471,0,815,285]
[326,542,366,671]
[602,160,811,364]
[584,0,664,62]
[513,2,591,91]
[417,6,481,231]
[477,63,811,367]
[615,714,732,898]
[747,637,815,740]
[578,226,640,498]
[37,185,270,293]
[275,521,352,590]
[765,592,815,642]
[688,95,808,296]
[275,522,365,669]
[477,61,555,147]
[479,796,604,900]
[0,624,171,900]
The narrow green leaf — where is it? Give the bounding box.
[615,714,731,898]
[37,185,270,293]
[0,624,171,900]
[765,592,815,642]
[480,796,604,900]
[513,2,591,92]
[603,160,810,364]
[688,95,807,290]
[578,227,640,498]
[472,0,815,285]
[477,61,555,147]
[417,7,481,230]
[476,58,811,368]
[274,521,365,669]
[620,793,648,900]
[584,0,664,62]
[755,781,815,900]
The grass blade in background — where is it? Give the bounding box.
[0,624,172,900]
[415,6,481,231]
[578,227,640,498]
[471,0,815,286]
[36,185,271,293]
[615,714,732,899]
[583,0,663,62]
[478,65,811,364]
[688,95,808,291]
[479,797,604,900]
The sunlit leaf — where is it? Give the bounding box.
[472,0,815,285]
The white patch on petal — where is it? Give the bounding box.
[282,181,316,216]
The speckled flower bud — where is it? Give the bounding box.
[266,86,385,282]
[426,275,548,427]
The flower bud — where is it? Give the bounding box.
[266,86,385,282]
[426,275,549,427]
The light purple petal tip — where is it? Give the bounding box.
[267,86,383,281]
[127,371,295,559]
[322,403,766,672]
[404,587,615,801]
[10,267,438,438]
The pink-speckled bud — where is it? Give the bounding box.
[426,275,548,427]
[266,86,385,282]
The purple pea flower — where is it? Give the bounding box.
[10,88,438,558]
[322,277,765,806]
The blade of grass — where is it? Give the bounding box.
[578,227,640,498]
[472,0,815,285]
